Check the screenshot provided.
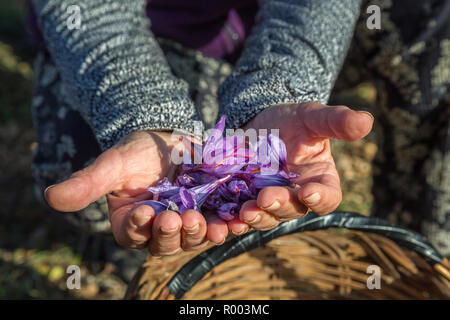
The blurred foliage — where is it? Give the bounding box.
[0,2,29,40]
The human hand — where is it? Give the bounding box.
[44,130,228,255]
[226,102,374,234]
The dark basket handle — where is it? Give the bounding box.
[165,211,447,299]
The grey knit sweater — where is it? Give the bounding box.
[33,0,361,150]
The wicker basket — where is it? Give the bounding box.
[125,212,450,300]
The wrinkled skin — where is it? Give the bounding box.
[45,102,373,255]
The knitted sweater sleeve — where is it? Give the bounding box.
[32,0,201,150]
[218,0,362,129]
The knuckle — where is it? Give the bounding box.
[183,241,208,252]
[149,241,179,256]
[181,235,204,249]
[185,232,204,241]
[253,218,279,230]
[274,203,305,220]
[157,226,181,239]
[157,247,182,256]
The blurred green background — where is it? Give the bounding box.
[0,0,377,299]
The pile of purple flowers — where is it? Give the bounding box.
[136,116,297,221]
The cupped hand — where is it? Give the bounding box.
[44,130,228,256]
[226,102,374,235]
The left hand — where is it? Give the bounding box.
[45,130,224,256]
[226,102,374,234]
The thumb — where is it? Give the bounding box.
[45,148,123,212]
[300,103,374,141]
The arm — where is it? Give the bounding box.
[36,0,215,255]
[218,0,362,129]
[33,0,201,150]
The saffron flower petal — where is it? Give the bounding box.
[202,115,226,161]
[134,200,168,216]
[228,179,252,201]
[252,173,292,189]
[147,178,180,198]
[217,203,239,221]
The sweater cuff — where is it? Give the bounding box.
[219,68,326,130]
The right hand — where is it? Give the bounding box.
[226,102,373,234]
[44,130,230,256]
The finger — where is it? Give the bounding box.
[290,160,342,215]
[149,210,183,256]
[290,161,338,185]
[256,186,308,221]
[205,212,229,245]
[301,103,373,141]
[239,200,280,231]
[227,218,250,236]
[111,204,154,249]
[180,210,208,251]
[227,220,249,235]
[45,148,124,212]
[297,178,342,215]
[107,191,153,214]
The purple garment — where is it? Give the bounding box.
[28,0,258,61]
[146,0,258,60]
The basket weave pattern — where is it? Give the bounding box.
[126,229,450,300]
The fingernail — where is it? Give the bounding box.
[183,224,199,235]
[44,184,55,201]
[262,200,281,212]
[247,214,262,224]
[132,211,151,227]
[160,226,179,235]
[358,111,374,121]
[234,226,249,236]
[216,237,226,245]
[303,192,321,206]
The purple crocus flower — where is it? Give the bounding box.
[215,184,235,202]
[179,187,197,211]
[134,116,298,222]
[178,174,233,211]
[228,179,252,201]
[204,193,223,209]
[251,173,293,189]
[256,134,283,175]
[202,115,226,161]
[201,122,255,176]
[217,203,239,221]
[255,134,299,180]
[175,174,196,188]
[148,177,180,198]
[134,200,168,215]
